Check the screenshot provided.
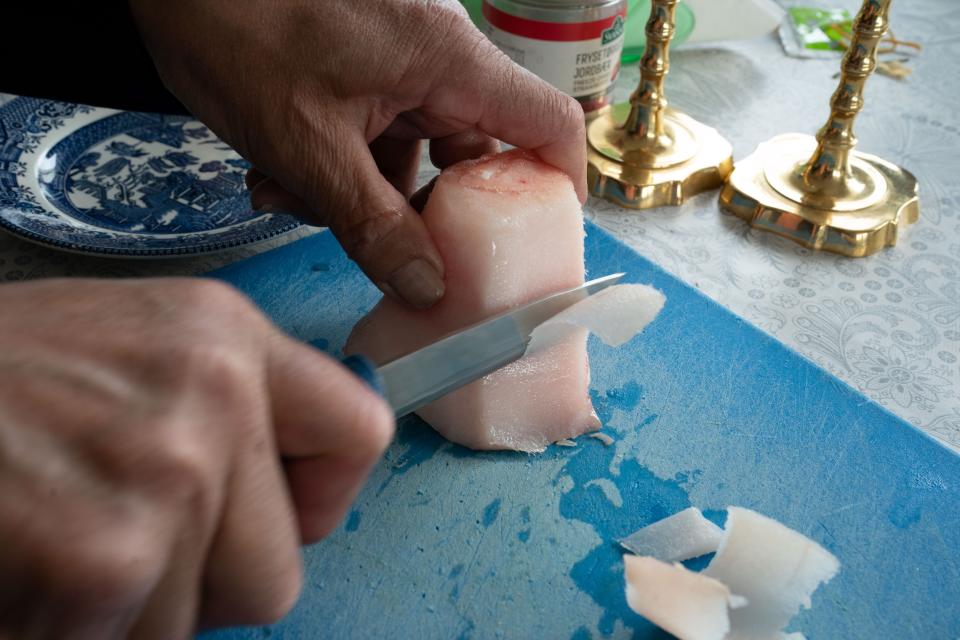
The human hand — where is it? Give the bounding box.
[0,279,393,638]
[130,0,587,309]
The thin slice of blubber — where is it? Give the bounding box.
[590,432,615,446]
[620,507,724,562]
[704,507,841,640]
[527,284,666,354]
[624,555,748,640]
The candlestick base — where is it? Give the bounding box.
[719,133,919,257]
[587,102,733,209]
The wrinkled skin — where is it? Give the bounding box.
[0,2,587,637]
[130,0,587,309]
[0,279,394,639]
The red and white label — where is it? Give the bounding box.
[481,1,626,99]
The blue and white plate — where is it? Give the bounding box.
[0,96,301,257]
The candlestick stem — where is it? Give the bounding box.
[586,0,732,209]
[718,0,919,258]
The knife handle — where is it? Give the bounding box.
[341,354,386,397]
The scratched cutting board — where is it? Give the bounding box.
[201,222,960,639]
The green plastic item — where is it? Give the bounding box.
[462,0,484,27]
[622,0,695,62]
[787,6,853,51]
[459,0,695,63]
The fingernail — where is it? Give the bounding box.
[387,259,445,310]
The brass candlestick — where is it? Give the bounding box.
[719,0,919,258]
[587,0,733,209]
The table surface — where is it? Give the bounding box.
[200,220,960,640]
[1,0,957,451]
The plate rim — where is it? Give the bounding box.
[0,96,304,258]
[0,211,304,258]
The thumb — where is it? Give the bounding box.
[249,139,445,310]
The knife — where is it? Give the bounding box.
[342,273,624,417]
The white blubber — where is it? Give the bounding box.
[703,507,841,639]
[624,555,747,640]
[620,507,724,562]
[527,283,665,354]
[347,150,665,452]
[621,506,840,640]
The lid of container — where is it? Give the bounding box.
[500,0,624,9]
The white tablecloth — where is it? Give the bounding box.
[1,1,957,450]
[586,1,959,451]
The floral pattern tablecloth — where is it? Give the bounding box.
[1,1,957,450]
[586,0,960,451]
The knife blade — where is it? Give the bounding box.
[343,273,624,417]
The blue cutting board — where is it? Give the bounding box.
[202,222,960,639]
